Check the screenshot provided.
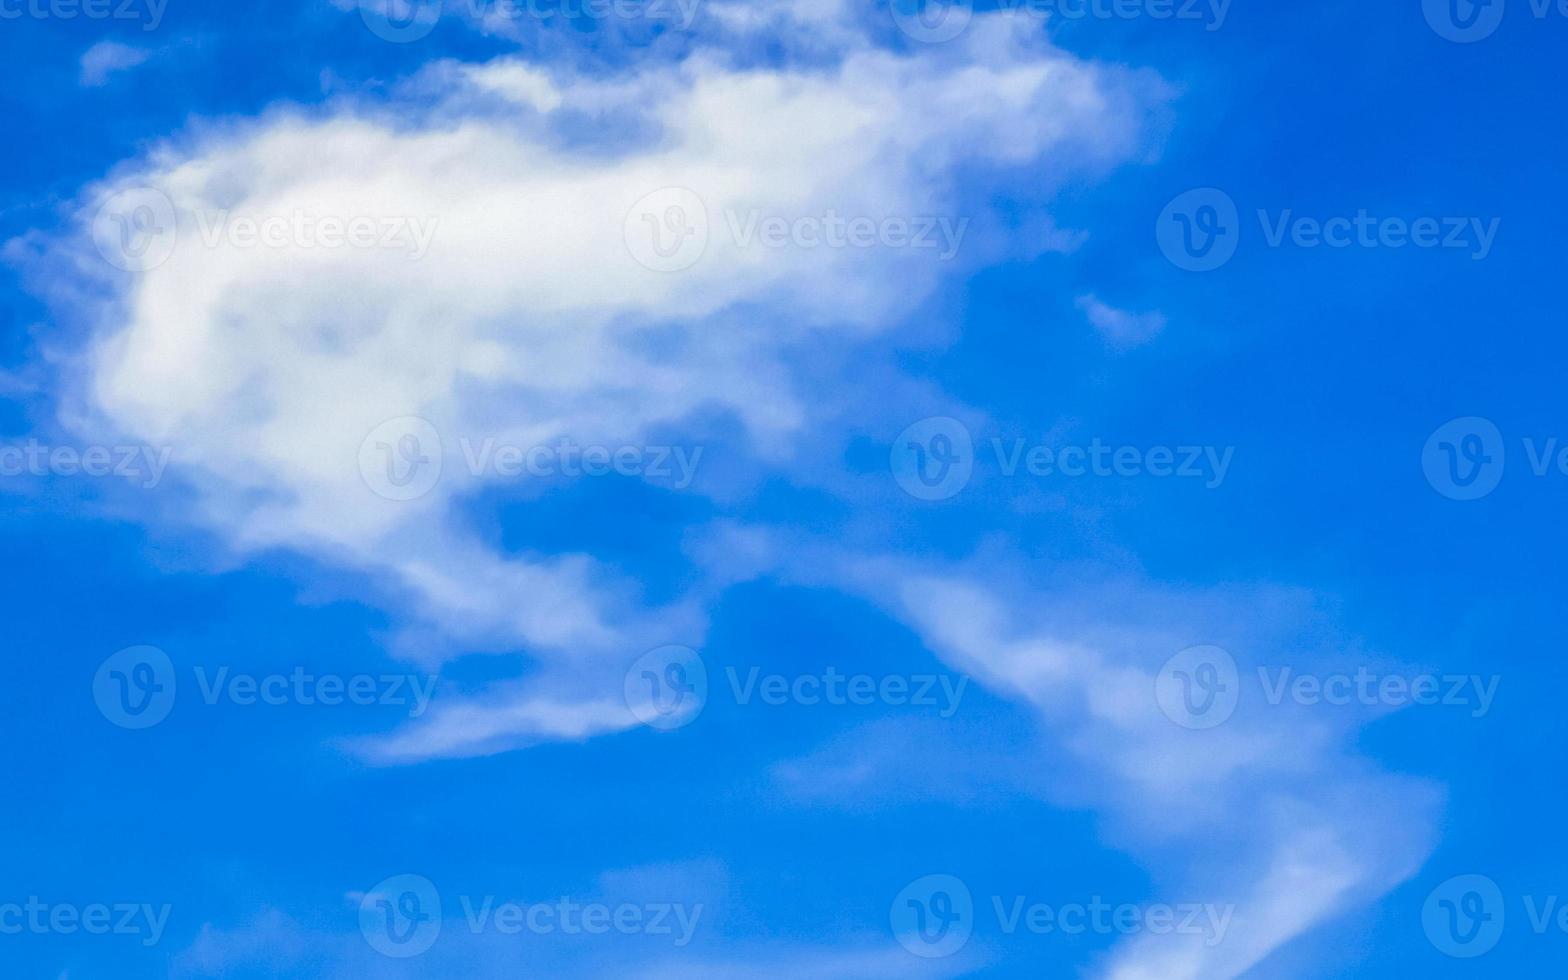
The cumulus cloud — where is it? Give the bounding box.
[26,8,1163,760]
[17,5,1436,977]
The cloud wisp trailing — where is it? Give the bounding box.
[9,3,1438,977]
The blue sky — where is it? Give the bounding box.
[2,1,1565,977]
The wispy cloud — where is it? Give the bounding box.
[79,41,150,87]
[26,7,1165,764]
[1076,293,1167,349]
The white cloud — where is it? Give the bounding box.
[22,8,1440,978]
[26,9,1164,761]
[79,41,151,87]
[1076,293,1166,348]
[690,528,1439,980]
